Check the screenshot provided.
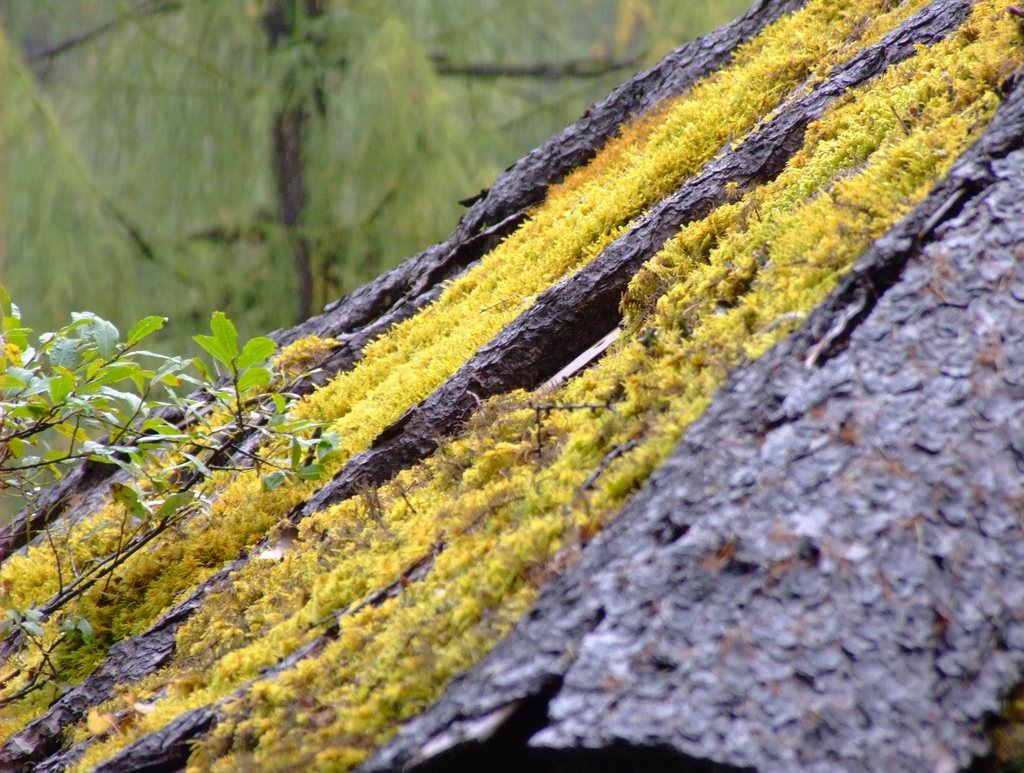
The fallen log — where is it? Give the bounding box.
[15,2,983,769]
[366,65,1024,773]
[0,3,802,767]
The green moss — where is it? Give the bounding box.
[62,1,1024,769]
[1,0,913,739]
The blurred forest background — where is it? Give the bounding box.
[0,0,750,354]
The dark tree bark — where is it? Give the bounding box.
[0,4,800,769]
[367,65,1024,773]
[5,2,992,770]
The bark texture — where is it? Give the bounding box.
[366,70,1024,773]
[0,0,796,570]
[0,5,799,769]
[15,2,1005,770]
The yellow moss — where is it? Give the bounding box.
[65,2,1024,769]
[272,335,340,378]
[3,0,913,740]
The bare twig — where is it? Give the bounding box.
[24,0,183,62]
[429,52,645,80]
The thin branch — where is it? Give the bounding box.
[428,51,645,80]
[24,0,183,62]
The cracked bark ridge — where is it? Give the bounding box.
[298,0,973,518]
[0,0,797,572]
[365,77,1024,773]
[281,0,807,350]
[0,9,800,767]
[20,4,990,770]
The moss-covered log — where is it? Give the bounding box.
[368,68,1024,773]
[0,0,802,573]
[0,2,809,768]
[5,1,1024,771]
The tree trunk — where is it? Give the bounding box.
[0,3,799,769]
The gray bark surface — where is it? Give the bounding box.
[366,70,1024,773]
[15,2,996,770]
[0,5,800,769]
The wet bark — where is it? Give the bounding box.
[0,0,797,571]
[0,4,800,769]
[3,2,988,770]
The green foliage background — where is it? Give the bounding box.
[0,0,750,354]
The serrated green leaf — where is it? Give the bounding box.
[237,366,271,392]
[236,336,276,369]
[209,311,238,361]
[261,470,287,492]
[126,316,167,346]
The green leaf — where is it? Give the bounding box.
[53,423,87,443]
[193,335,232,367]
[236,336,276,369]
[126,316,167,346]
[3,319,28,351]
[77,314,119,359]
[98,386,142,413]
[141,416,184,436]
[297,463,324,481]
[209,311,238,361]
[21,621,44,637]
[155,491,193,520]
[237,366,271,392]
[261,470,287,492]
[318,431,341,461]
[48,337,80,369]
[77,618,95,644]
[181,451,212,479]
[86,362,142,390]
[111,483,147,518]
[0,285,11,318]
[0,374,25,389]
[191,356,213,383]
[49,371,75,404]
[271,393,287,414]
[290,437,302,470]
